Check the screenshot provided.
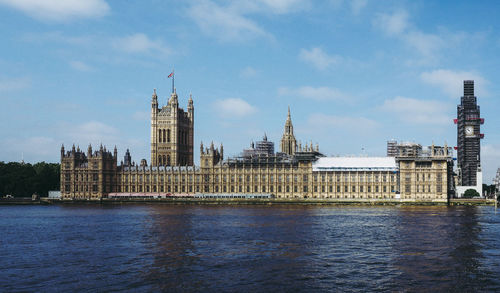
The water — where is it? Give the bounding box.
[1,205,499,292]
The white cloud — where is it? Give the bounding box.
[350,0,367,14]
[0,77,30,92]
[299,47,341,70]
[403,31,444,60]
[69,60,93,72]
[0,0,109,21]
[373,10,446,64]
[278,86,351,101]
[68,121,119,145]
[373,10,409,36]
[240,66,258,78]
[420,69,487,98]
[307,113,379,133]
[1,136,58,160]
[380,96,450,125]
[188,0,269,42]
[256,0,309,14]
[113,33,170,55]
[213,98,257,117]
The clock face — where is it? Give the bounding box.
[465,126,474,137]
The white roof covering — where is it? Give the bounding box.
[313,157,397,171]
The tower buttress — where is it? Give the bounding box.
[151,89,159,166]
[280,106,297,155]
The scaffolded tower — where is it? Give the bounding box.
[456,80,484,186]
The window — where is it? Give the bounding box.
[303,186,308,192]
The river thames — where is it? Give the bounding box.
[1,205,499,292]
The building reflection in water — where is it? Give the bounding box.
[141,205,317,292]
[136,205,500,291]
[391,206,497,291]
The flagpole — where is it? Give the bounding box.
[172,68,175,94]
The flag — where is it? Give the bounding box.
[168,71,174,78]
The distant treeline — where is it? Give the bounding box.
[0,162,60,197]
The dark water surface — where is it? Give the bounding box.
[1,205,500,292]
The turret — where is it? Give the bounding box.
[188,93,194,122]
[87,144,92,156]
[169,88,178,110]
[280,106,297,155]
[114,145,117,158]
[151,89,158,113]
[124,149,132,166]
[61,144,65,157]
[220,143,224,160]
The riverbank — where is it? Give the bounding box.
[1,197,496,206]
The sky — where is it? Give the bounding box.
[0,0,499,183]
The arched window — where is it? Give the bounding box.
[167,129,171,143]
[158,129,162,143]
[159,155,163,166]
[163,129,166,143]
[167,155,170,166]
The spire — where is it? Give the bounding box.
[263,133,267,141]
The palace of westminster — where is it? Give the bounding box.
[60,80,485,202]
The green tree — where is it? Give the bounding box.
[0,161,60,197]
[463,188,480,198]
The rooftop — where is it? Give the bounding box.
[313,157,397,172]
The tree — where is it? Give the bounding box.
[0,161,60,197]
[463,188,480,198]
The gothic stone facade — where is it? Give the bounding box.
[60,89,453,202]
[151,89,194,167]
[60,146,451,202]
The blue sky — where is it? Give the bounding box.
[0,0,499,182]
